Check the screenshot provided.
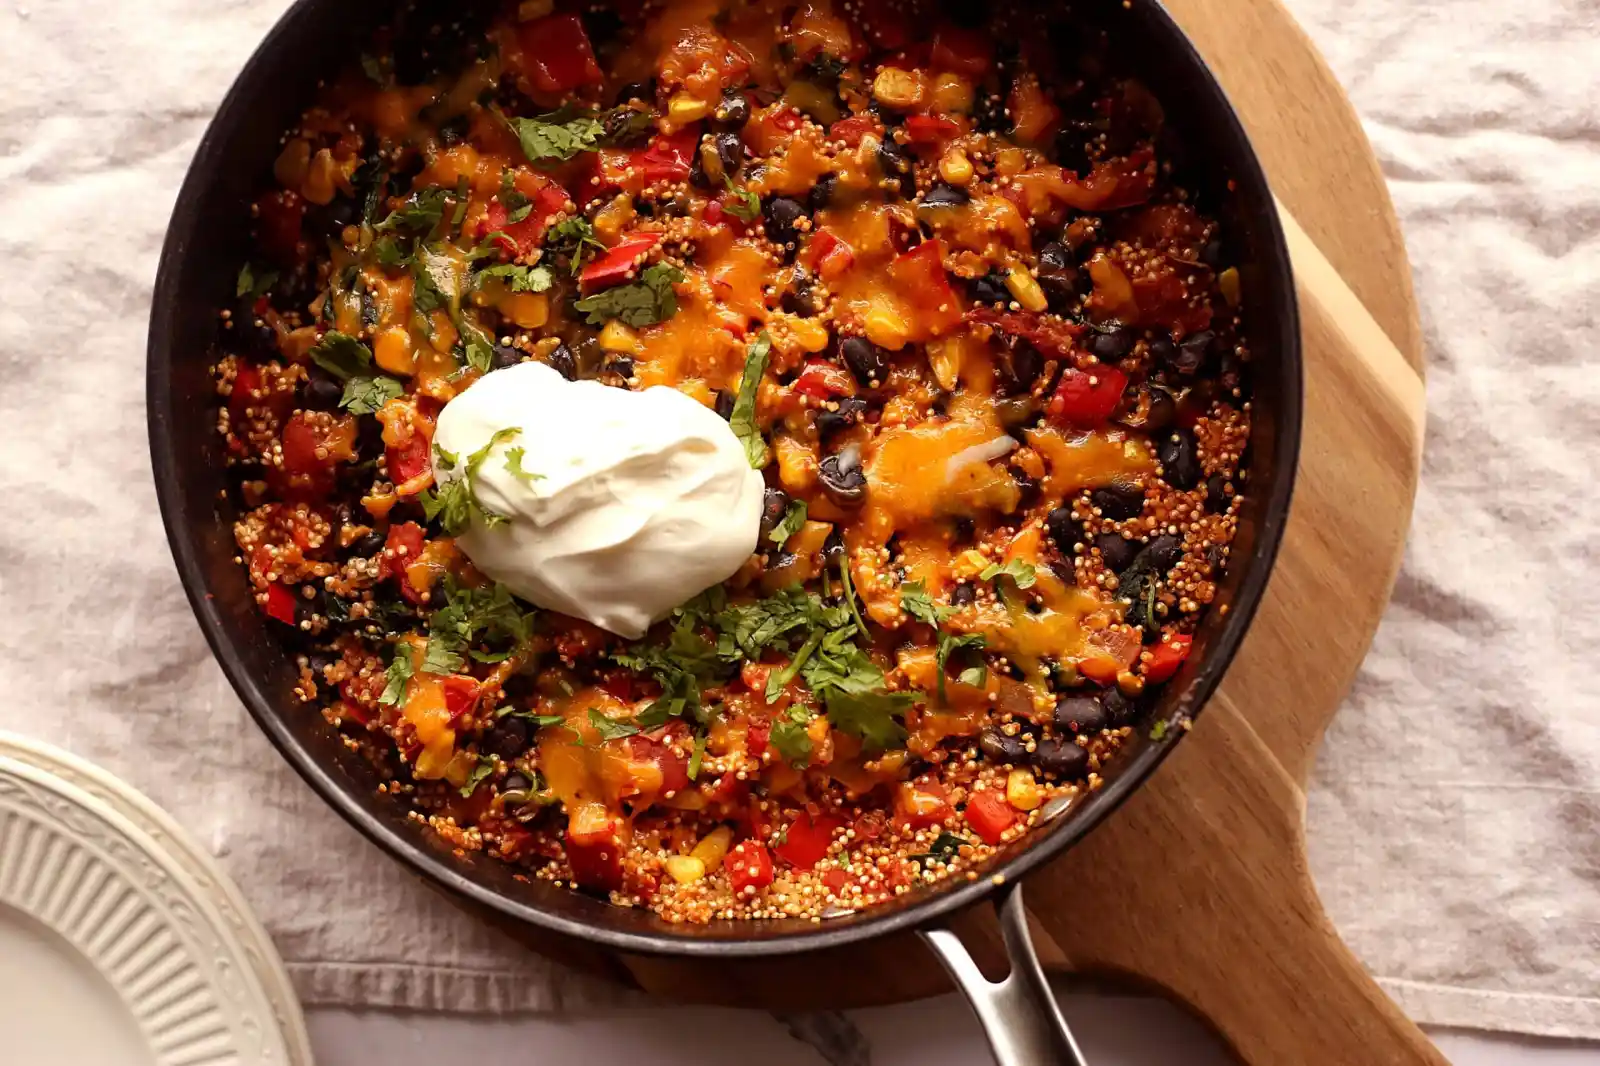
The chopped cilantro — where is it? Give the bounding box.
[765,628,825,703]
[373,235,411,268]
[613,617,722,726]
[728,332,772,468]
[498,709,565,726]
[687,733,708,780]
[458,755,496,797]
[411,254,453,316]
[601,106,657,145]
[308,331,373,381]
[235,262,278,300]
[723,180,762,221]
[837,555,870,639]
[457,319,497,375]
[421,637,464,676]
[421,427,521,535]
[911,832,970,863]
[429,579,536,665]
[376,187,448,233]
[768,499,808,546]
[572,262,684,327]
[980,558,1038,589]
[544,217,607,275]
[379,648,414,707]
[769,709,814,767]
[587,707,641,741]
[339,375,404,415]
[900,581,987,702]
[899,581,947,628]
[824,688,912,751]
[475,263,554,293]
[503,446,543,484]
[449,176,470,229]
[502,105,607,164]
[359,52,386,85]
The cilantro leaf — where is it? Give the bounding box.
[958,662,989,688]
[588,707,642,741]
[825,688,912,751]
[612,617,722,726]
[899,581,949,627]
[770,711,814,767]
[309,331,373,381]
[837,554,870,639]
[360,52,387,85]
[544,217,607,275]
[429,579,536,664]
[724,181,762,222]
[900,581,986,702]
[601,106,657,146]
[379,648,414,707]
[499,709,565,726]
[503,106,606,164]
[340,375,404,415]
[236,262,278,300]
[457,319,496,375]
[729,332,772,468]
[980,558,1037,589]
[687,733,708,780]
[376,187,448,233]
[572,262,684,327]
[411,254,452,316]
[504,446,542,483]
[422,637,464,676]
[768,499,807,546]
[421,427,521,535]
[911,831,970,863]
[373,235,411,268]
[458,755,496,797]
[475,263,555,293]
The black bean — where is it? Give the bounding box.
[819,453,867,508]
[233,301,279,358]
[485,718,531,759]
[1037,267,1080,313]
[1091,484,1144,520]
[1101,687,1135,725]
[968,271,1010,306]
[1159,428,1202,490]
[1089,327,1135,361]
[782,270,821,317]
[822,527,845,567]
[547,343,577,381]
[1145,387,1177,433]
[490,345,522,371]
[614,81,654,106]
[713,90,750,129]
[809,173,838,213]
[308,652,334,678]
[816,395,868,438]
[1142,533,1183,574]
[974,91,1011,135]
[759,487,790,537]
[1038,242,1071,271]
[1046,507,1083,555]
[839,336,887,386]
[771,550,799,571]
[1053,695,1109,735]
[922,182,970,208]
[951,581,977,607]
[309,197,359,239]
[1030,737,1089,778]
[1205,473,1232,513]
[350,530,385,557]
[715,131,743,177]
[951,515,976,544]
[1172,330,1214,375]
[999,342,1043,395]
[603,355,634,379]
[302,370,343,411]
[438,113,470,147]
[502,771,533,794]
[356,416,386,459]
[979,727,1029,764]
[714,389,736,420]
[876,136,915,197]
[1200,238,1224,269]
[1008,466,1040,510]
[1095,532,1139,572]
[763,196,806,247]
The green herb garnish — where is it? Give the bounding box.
[587,707,642,741]
[475,263,554,293]
[308,330,373,381]
[544,217,607,275]
[339,375,404,415]
[900,581,987,702]
[728,332,772,468]
[768,499,808,546]
[723,180,762,221]
[503,446,542,484]
[376,187,448,233]
[421,427,521,535]
[979,558,1037,589]
[235,262,278,300]
[458,755,497,797]
[572,262,684,327]
[379,648,414,707]
[769,708,814,767]
[502,105,607,164]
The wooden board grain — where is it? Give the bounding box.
[491,0,1433,1060]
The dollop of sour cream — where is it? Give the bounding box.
[431,361,763,639]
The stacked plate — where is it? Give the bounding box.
[0,733,310,1066]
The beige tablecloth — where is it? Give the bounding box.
[0,0,1595,1040]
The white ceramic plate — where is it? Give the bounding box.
[0,732,312,1066]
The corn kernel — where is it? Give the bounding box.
[931,72,975,115]
[938,148,974,186]
[374,326,415,376]
[1219,266,1241,308]
[690,826,733,871]
[871,67,926,111]
[599,320,642,355]
[1005,267,1049,313]
[864,301,910,350]
[789,316,829,353]
[499,291,549,329]
[1007,769,1044,811]
[517,0,553,18]
[665,855,706,884]
[301,148,337,205]
[668,92,711,124]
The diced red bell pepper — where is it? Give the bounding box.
[1047,365,1129,428]
[903,114,962,147]
[746,719,771,760]
[828,114,879,148]
[514,13,603,93]
[1061,147,1158,211]
[726,839,775,895]
[578,234,663,292]
[255,189,307,267]
[440,676,480,721]
[1144,633,1193,684]
[277,411,355,499]
[707,771,750,808]
[631,128,701,185]
[802,229,855,281]
[930,25,992,76]
[565,806,624,892]
[964,791,1017,846]
[851,809,886,844]
[894,781,951,830]
[821,868,849,894]
[263,582,298,625]
[479,183,571,257]
[598,670,637,702]
[773,811,844,870]
[228,363,290,426]
[380,521,426,604]
[966,308,1084,360]
[770,108,805,133]
[627,733,691,796]
[280,412,333,476]
[385,434,431,489]
[793,359,854,400]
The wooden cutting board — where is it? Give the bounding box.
[487,1,1436,1061]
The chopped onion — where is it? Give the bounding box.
[945,436,1017,483]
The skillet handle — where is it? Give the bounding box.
[920,882,1089,1066]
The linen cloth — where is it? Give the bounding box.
[0,0,1595,1039]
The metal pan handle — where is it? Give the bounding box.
[921,881,1089,1066]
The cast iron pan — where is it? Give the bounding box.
[148,2,1301,1060]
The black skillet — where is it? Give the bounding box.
[148,2,1301,1060]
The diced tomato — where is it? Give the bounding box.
[228,363,291,427]
[578,234,663,292]
[726,840,775,895]
[255,189,307,267]
[964,791,1017,845]
[440,676,480,721]
[821,867,849,894]
[630,128,700,185]
[851,809,886,844]
[480,183,571,256]
[385,434,431,490]
[890,239,962,334]
[707,771,750,808]
[793,359,854,400]
[894,781,951,830]
[598,671,636,702]
[770,108,805,133]
[1061,147,1157,211]
[965,308,1084,359]
[1047,365,1129,427]
[514,14,603,93]
[929,25,992,76]
[1144,633,1193,684]
[746,719,771,760]
[565,805,624,892]
[380,522,426,604]
[773,811,844,870]
[903,114,961,147]
[828,114,879,147]
[802,229,855,280]
[627,733,691,796]
[263,582,298,625]
[277,411,355,499]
